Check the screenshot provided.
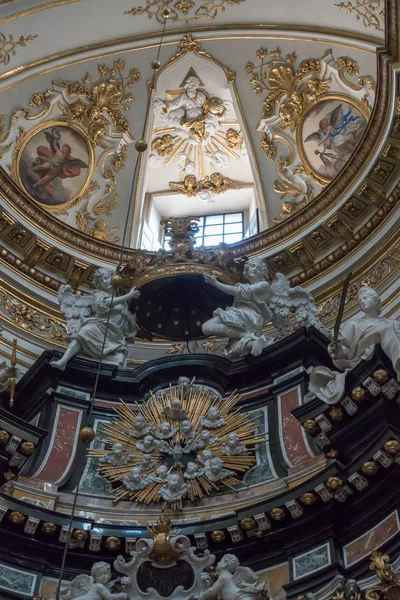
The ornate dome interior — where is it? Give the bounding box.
[0,0,398,599]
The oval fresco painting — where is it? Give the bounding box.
[15,122,93,211]
[299,97,368,183]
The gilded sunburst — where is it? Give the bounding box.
[91,380,265,509]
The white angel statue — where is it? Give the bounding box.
[308,286,400,405]
[59,561,128,600]
[50,268,139,371]
[191,554,266,600]
[202,258,327,359]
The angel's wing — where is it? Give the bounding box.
[69,574,92,599]
[268,273,292,334]
[304,131,321,143]
[232,566,263,590]
[65,158,89,169]
[57,284,93,336]
[44,130,57,152]
[330,104,343,129]
[288,285,330,336]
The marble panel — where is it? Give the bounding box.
[293,542,331,580]
[0,563,37,596]
[244,408,276,485]
[79,418,110,496]
[278,386,313,468]
[33,404,82,484]
[343,510,399,567]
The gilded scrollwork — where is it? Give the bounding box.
[0,290,68,342]
[247,47,374,215]
[58,60,140,146]
[125,0,246,23]
[335,0,385,31]
[76,197,120,243]
[0,31,37,66]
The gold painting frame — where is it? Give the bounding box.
[297,94,370,186]
[12,120,95,214]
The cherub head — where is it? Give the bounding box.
[181,420,193,435]
[61,143,71,156]
[227,432,239,446]
[185,462,199,476]
[358,286,381,317]
[142,435,154,450]
[201,450,213,462]
[243,257,269,284]
[141,454,153,469]
[155,464,168,480]
[217,553,239,574]
[168,473,182,491]
[129,467,142,482]
[112,442,124,455]
[209,457,223,475]
[171,399,183,414]
[92,267,115,292]
[210,172,224,187]
[319,118,329,131]
[133,415,146,430]
[184,75,200,99]
[207,406,220,421]
[160,422,172,436]
[201,430,211,442]
[91,561,111,584]
[95,219,107,231]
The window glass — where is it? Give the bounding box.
[165,212,244,249]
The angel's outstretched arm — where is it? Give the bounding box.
[105,287,140,308]
[203,273,239,296]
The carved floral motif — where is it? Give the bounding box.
[125,0,246,23]
[0,31,37,66]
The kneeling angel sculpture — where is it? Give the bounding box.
[202,257,327,359]
[50,268,139,370]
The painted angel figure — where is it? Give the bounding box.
[304,104,366,178]
[50,267,139,371]
[191,554,266,600]
[27,128,88,196]
[59,561,128,600]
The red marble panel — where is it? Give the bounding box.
[35,405,82,484]
[278,387,312,468]
[344,511,399,567]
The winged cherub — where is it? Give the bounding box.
[59,561,128,600]
[304,103,366,178]
[191,553,266,600]
[50,267,139,370]
[27,127,88,196]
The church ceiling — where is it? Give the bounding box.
[0,0,398,366]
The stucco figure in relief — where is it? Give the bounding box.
[154,76,225,146]
[202,258,328,359]
[308,286,400,405]
[99,443,133,466]
[191,554,266,600]
[221,432,247,456]
[50,268,139,370]
[60,561,128,600]
[159,473,190,502]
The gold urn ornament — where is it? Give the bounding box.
[361,461,378,476]
[0,430,10,445]
[20,441,36,456]
[373,369,390,384]
[42,522,57,535]
[147,516,182,565]
[9,511,25,524]
[240,517,256,531]
[105,536,120,551]
[211,530,225,543]
[300,492,317,505]
[270,507,286,521]
[384,440,400,455]
[326,476,343,491]
[351,386,367,402]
